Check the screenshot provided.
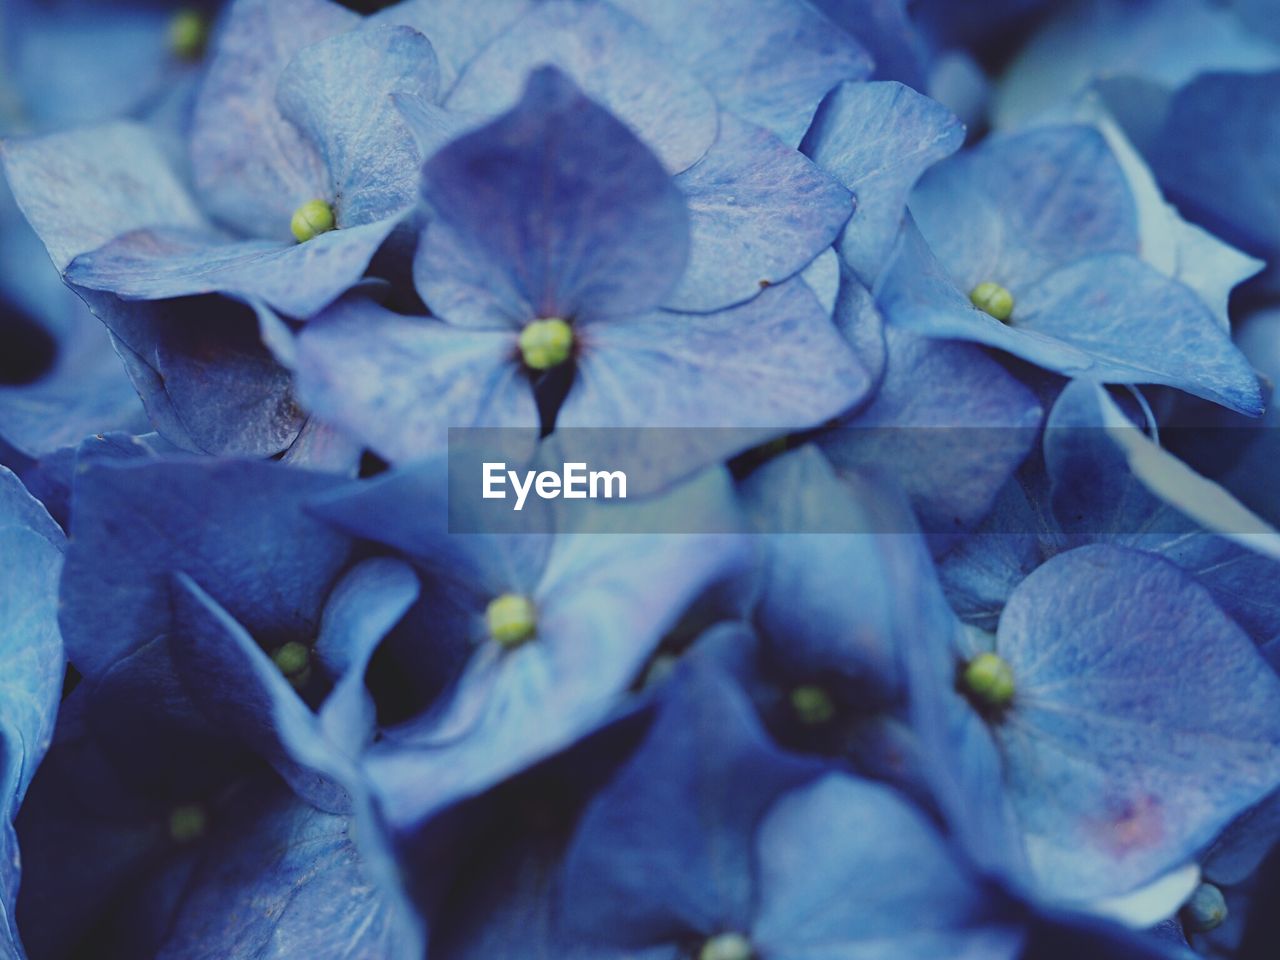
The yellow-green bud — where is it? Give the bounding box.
[969,281,1014,322]
[168,803,207,843]
[790,684,836,726]
[700,933,754,960]
[272,641,311,689]
[1182,882,1228,933]
[962,652,1016,710]
[519,318,574,370]
[291,199,336,243]
[486,593,537,649]
[169,9,209,61]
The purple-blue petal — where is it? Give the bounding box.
[802,81,964,286]
[668,114,852,312]
[446,0,718,175]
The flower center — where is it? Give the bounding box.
[961,652,1015,710]
[486,593,537,649]
[272,641,312,689]
[519,317,574,370]
[168,9,209,61]
[291,199,336,243]
[700,932,754,960]
[168,803,207,843]
[1182,882,1228,933]
[969,281,1014,322]
[790,684,836,725]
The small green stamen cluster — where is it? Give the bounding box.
[1182,882,1228,933]
[291,199,336,243]
[169,9,209,61]
[272,641,312,690]
[519,317,574,370]
[169,803,207,843]
[790,684,836,726]
[700,932,754,960]
[486,593,537,649]
[969,281,1014,323]
[962,652,1016,710]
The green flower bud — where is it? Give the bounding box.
[790,684,836,726]
[1182,882,1228,933]
[486,593,537,649]
[272,641,312,689]
[519,317,574,370]
[969,281,1014,322]
[169,803,207,843]
[700,932,754,960]
[169,9,209,61]
[962,652,1015,710]
[291,199,336,244]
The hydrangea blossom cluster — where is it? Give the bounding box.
[2,1,1280,958]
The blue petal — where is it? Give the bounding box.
[60,456,351,678]
[1045,380,1280,641]
[313,558,421,757]
[293,296,538,464]
[418,67,689,326]
[994,0,1280,129]
[446,0,718,175]
[1149,71,1280,268]
[84,293,306,456]
[67,220,401,318]
[752,775,1025,960]
[909,125,1138,294]
[554,280,871,490]
[276,24,440,228]
[189,0,360,240]
[0,472,63,957]
[560,659,822,947]
[365,470,749,830]
[742,446,929,699]
[936,478,1061,632]
[880,222,1263,415]
[994,544,1280,903]
[169,574,354,814]
[0,467,64,796]
[1,122,206,273]
[802,81,964,286]
[147,784,419,960]
[822,324,1042,532]
[610,0,872,147]
[668,114,852,312]
[370,0,534,93]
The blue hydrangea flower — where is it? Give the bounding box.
[877,124,1263,415]
[4,0,439,320]
[295,68,869,480]
[16,451,422,958]
[908,540,1280,912]
[308,457,751,832]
